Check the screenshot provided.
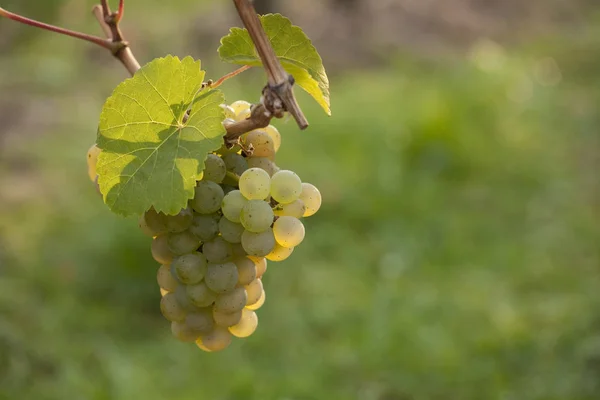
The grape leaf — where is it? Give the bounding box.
[96,56,226,216]
[218,13,331,115]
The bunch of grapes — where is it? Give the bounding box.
[87,100,322,352]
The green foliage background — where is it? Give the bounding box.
[1,1,599,399]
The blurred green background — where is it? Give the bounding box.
[1,0,599,399]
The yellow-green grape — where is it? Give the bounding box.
[191,181,225,214]
[212,308,243,327]
[223,153,249,176]
[245,279,263,306]
[205,262,239,293]
[240,200,274,233]
[139,214,156,237]
[231,243,247,258]
[254,258,267,278]
[264,125,281,153]
[172,252,207,284]
[186,281,217,307]
[214,287,247,314]
[160,292,186,322]
[157,264,179,292]
[203,237,233,263]
[273,216,305,248]
[171,321,200,342]
[143,208,169,236]
[221,190,248,223]
[239,168,271,200]
[246,289,265,311]
[197,327,233,352]
[202,154,227,183]
[270,170,302,204]
[234,257,257,286]
[174,285,196,312]
[151,235,176,265]
[247,157,279,177]
[266,243,294,262]
[167,231,201,255]
[244,130,275,159]
[236,107,251,121]
[220,104,236,119]
[241,228,276,257]
[299,183,322,217]
[185,309,214,334]
[218,217,245,244]
[164,207,194,233]
[230,100,251,116]
[228,309,258,338]
[273,199,306,218]
[189,213,219,241]
[87,144,102,182]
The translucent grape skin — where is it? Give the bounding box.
[221,190,248,223]
[245,279,264,306]
[273,216,305,248]
[299,183,322,217]
[160,293,186,322]
[202,154,227,183]
[242,229,276,257]
[186,282,217,307]
[87,144,101,182]
[239,168,271,200]
[205,262,239,293]
[219,217,245,244]
[212,308,243,327]
[270,170,302,204]
[247,157,279,177]
[220,104,237,120]
[234,257,257,286]
[214,287,247,313]
[171,320,200,342]
[197,326,233,352]
[240,200,274,233]
[266,243,294,262]
[172,252,207,284]
[138,214,156,237]
[167,231,201,255]
[203,237,233,263]
[189,214,219,241]
[264,125,281,153]
[253,258,268,278]
[157,264,179,292]
[151,235,176,264]
[230,100,251,117]
[228,309,258,338]
[273,199,306,218]
[246,289,265,311]
[244,130,275,159]
[191,181,224,214]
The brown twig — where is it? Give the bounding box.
[93,2,139,74]
[209,65,253,89]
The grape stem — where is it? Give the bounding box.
[225,171,240,184]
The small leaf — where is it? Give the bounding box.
[96,56,225,216]
[219,13,331,115]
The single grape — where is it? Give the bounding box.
[197,327,232,352]
[185,309,214,334]
[219,217,245,244]
[171,320,201,342]
[139,214,156,237]
[241,229,276,257]
[266,243,294,262]
[188,213,219,241]
[273,216,305,248]
[247,157,279,177]
[87,144,102,182]
[212,308,243,327]
[214,287,247,314]
[220,104,237,119]
[264,125,281,152]
[253,257,268,278]
[240,200,274,233]
[157,264,179,292]
[202,154,227,183]
[245,279,263,306]
[299,183,322,217]
[228,309,258,338]
[270,170,302,204]
[230,100,251,117]
[239,168,271,200]
[151,235,176,264]
[273,199,306,218]
[234,257,257,286]
[165,207,194,233]
[246,290,265,311]
[167,231,201,255]
[143,208,169,236]
[160,293,186,322]
[221,190,248,223]
[187,281,217,307]
[203,237,233,263]
[243,130,275,159]
[191,181,224,214]
[172,252,207,284]
[223,153,248,176]
[205,262,239,293]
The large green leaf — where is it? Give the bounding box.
[96,56,226,216]
[219,13,331,115]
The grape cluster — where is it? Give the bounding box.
[89,100,322,352]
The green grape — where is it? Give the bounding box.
[230,100,251,116]
[203,237,233,263]
[245,279,263,306]
[143,208,169,236]
[246,290,265,311]
[228,309,258,338]
[239,168,271,200]
[157,264,179,292]
[171,320,200,342]
[273,199,306,218]
[219,217,245,244]
[212,308,243,328]
[214,287,247,314]
[220,104,236,119]
[270,170,302,204]
[151,235,176,264]
[185,309,214,334]
[241,229,276,257]
[87,144,101,182]
[221,190,248,223]
[264,124,281,152]
[191,181,224,214]
[234,257,257,286]
[167,231,201,255]
[231,243,247,258]
[202,154,227,183]
[164,207,194,233]
[240,200,274,233]
[266,243,294,262]
[160,293,186,322]
[189,213,219,241]
[250,257,268,278]
[138,214,155,237]
[247,157,279,177]
[175,285,196,312]
[187,281,217,307]
[243,130,275,159]
[197,327,232,352]
[223,153,249,176]
[205,262,239,293]
[299,183,322,217]
[172,252,207,284]
[273,216,305,248]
